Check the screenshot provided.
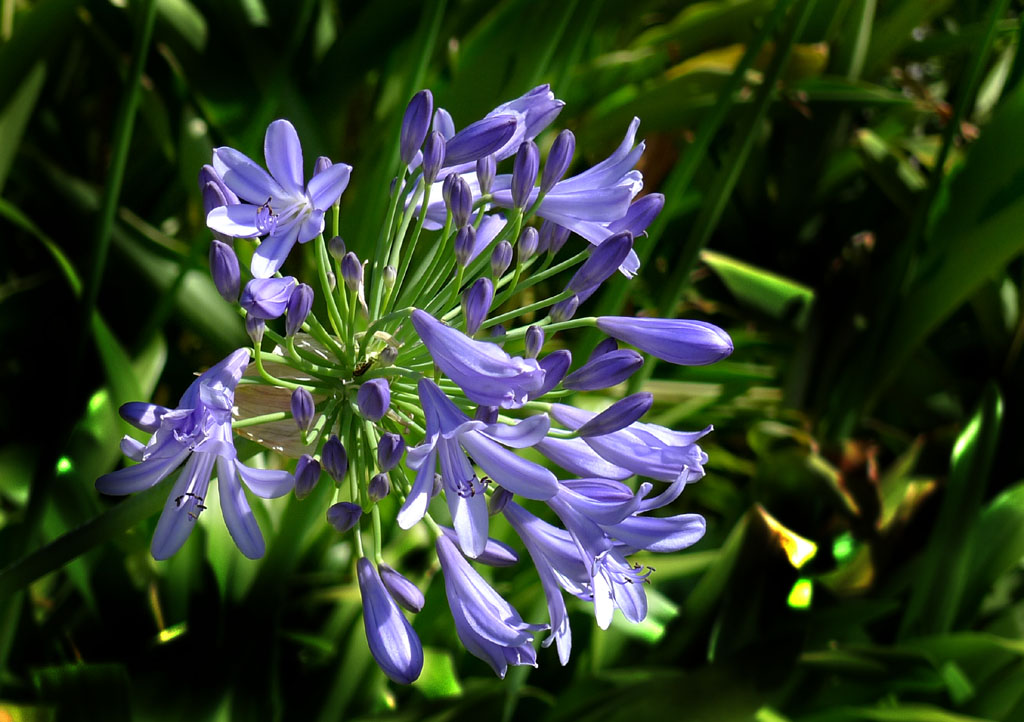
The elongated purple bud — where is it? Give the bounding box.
[462,277,494,336]
[610,193,664,236]
[322,434,348,483]
[440,526,519,566]
[539,220,570,256]
[511,140,539,210]
[595,317,734,366]
[341,252,363,291]
[549,294,579,322]
[314,156,333,177]
[240,276,297,320]
[357,378,390,421]
[328,235,346,261]
[400,90,433,165]
[433,107,455,140]
[447,176,473,228]
[377,432,405,472]
[536,349,571,396]
[576,392,653,437]
[540,129,575,194]
[491,241,513,278]
[198,164,238,209]
[454,225,476,268]
[285,283,313,337]
[422,131,445,184]
[357,559,424,684]
[590,337,618,360]
[441,173,456,206]
[369,473,391,502]
[476,154,496,195]
[567,232,633,294]
[563,349,644,391]
[209,240,241,302]
[525,325,544,358]
[518,226,539,263]
[327,502,362,533]
[245,316,265,345]
[444,115,517,166]
[294,454,321,500]
[290,387,315,432]
[489,487,512,516]
[379,563,425,613]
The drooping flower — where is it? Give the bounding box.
[435,534,546,678]
[97,349,294,559]
[357,558,424,684]
[207,119,353,277]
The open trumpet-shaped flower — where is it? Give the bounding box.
[207,119,352,277]
[436,534,546,678]
[97,349,294,559]
[398,379,556,557]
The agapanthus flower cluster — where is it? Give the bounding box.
[98,85,733,683]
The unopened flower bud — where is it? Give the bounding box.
[539,220,570,256]
[518,226,538,263]
[378,345,398,367]
[209,240,241,302]
[610,193,665,237]
[357,378,390,422]
[285,283,314,337]
[541,129,575,194]
[432,107,455,140]
[442,173,456,206]
[379,564,425,613]
[491,241,512,278]
[576,392,653,437]
[321,434,348,483]
[368,473,391,502]
[489,487,512,516]
[476,154,496,195]
[489,324,506,344]
[341,252,363,291]
[326,270,336,292]
[595,316,734,366]
[245,316,265,345]
[290,387,315,432]
[454,225,476,268]
[240,276,297,320]
[474,405,499,424]
[567,232,633,294]
[400,89,433,165]
[447,176,473,228]
[525,325,544,358]
[377,432,405,472]
[563,349,644,391]
[590,337,618,360]
[383,265,397,290]
[462,277,494,336]
[314,155,333,177]
[536,349,571,396]
[294,454,321,500]
[422,131,445,184]
[328,235,347,261]
[549,294,579,322]
[327,502,362,533]
[444,115,517,166]
[511,140,539,209]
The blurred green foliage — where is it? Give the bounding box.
[3,0,1024,720]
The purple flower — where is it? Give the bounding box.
[357,378,391,422]
[518,226,539,262]
[400,90,433,165]
[491,241,513,278]
[209,240,241,302]
[97,349,294,559]
[443,115,519,167]
[411,309,545,409]
[290,387,315,432]
[454,225,476,267]
[369,472,391,501]
[541,129,575,194]
[357,558,424,684]
[525,325,544,358]
[435,535,546,678]
[462,277,494,336]
[423,130,446,184]
[563,349,644,391]
[377,432,405,472]
[440,526,520,566]
[511,141,539,210]
[397,379,556,557]
[240,276,297,320]
[595,316,733,366]
[566,231,633,295]
[285,283,313,337]
[207,119,353,278]
[536,349,571,397]
[551,403,712,483]
[574,392,653,437]
[379,563,426,613]
[294,454,321,500]
[534,435,632,480]
[327,501,363,532]
[321,434,348,482]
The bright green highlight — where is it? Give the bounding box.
[787,578,813,610]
